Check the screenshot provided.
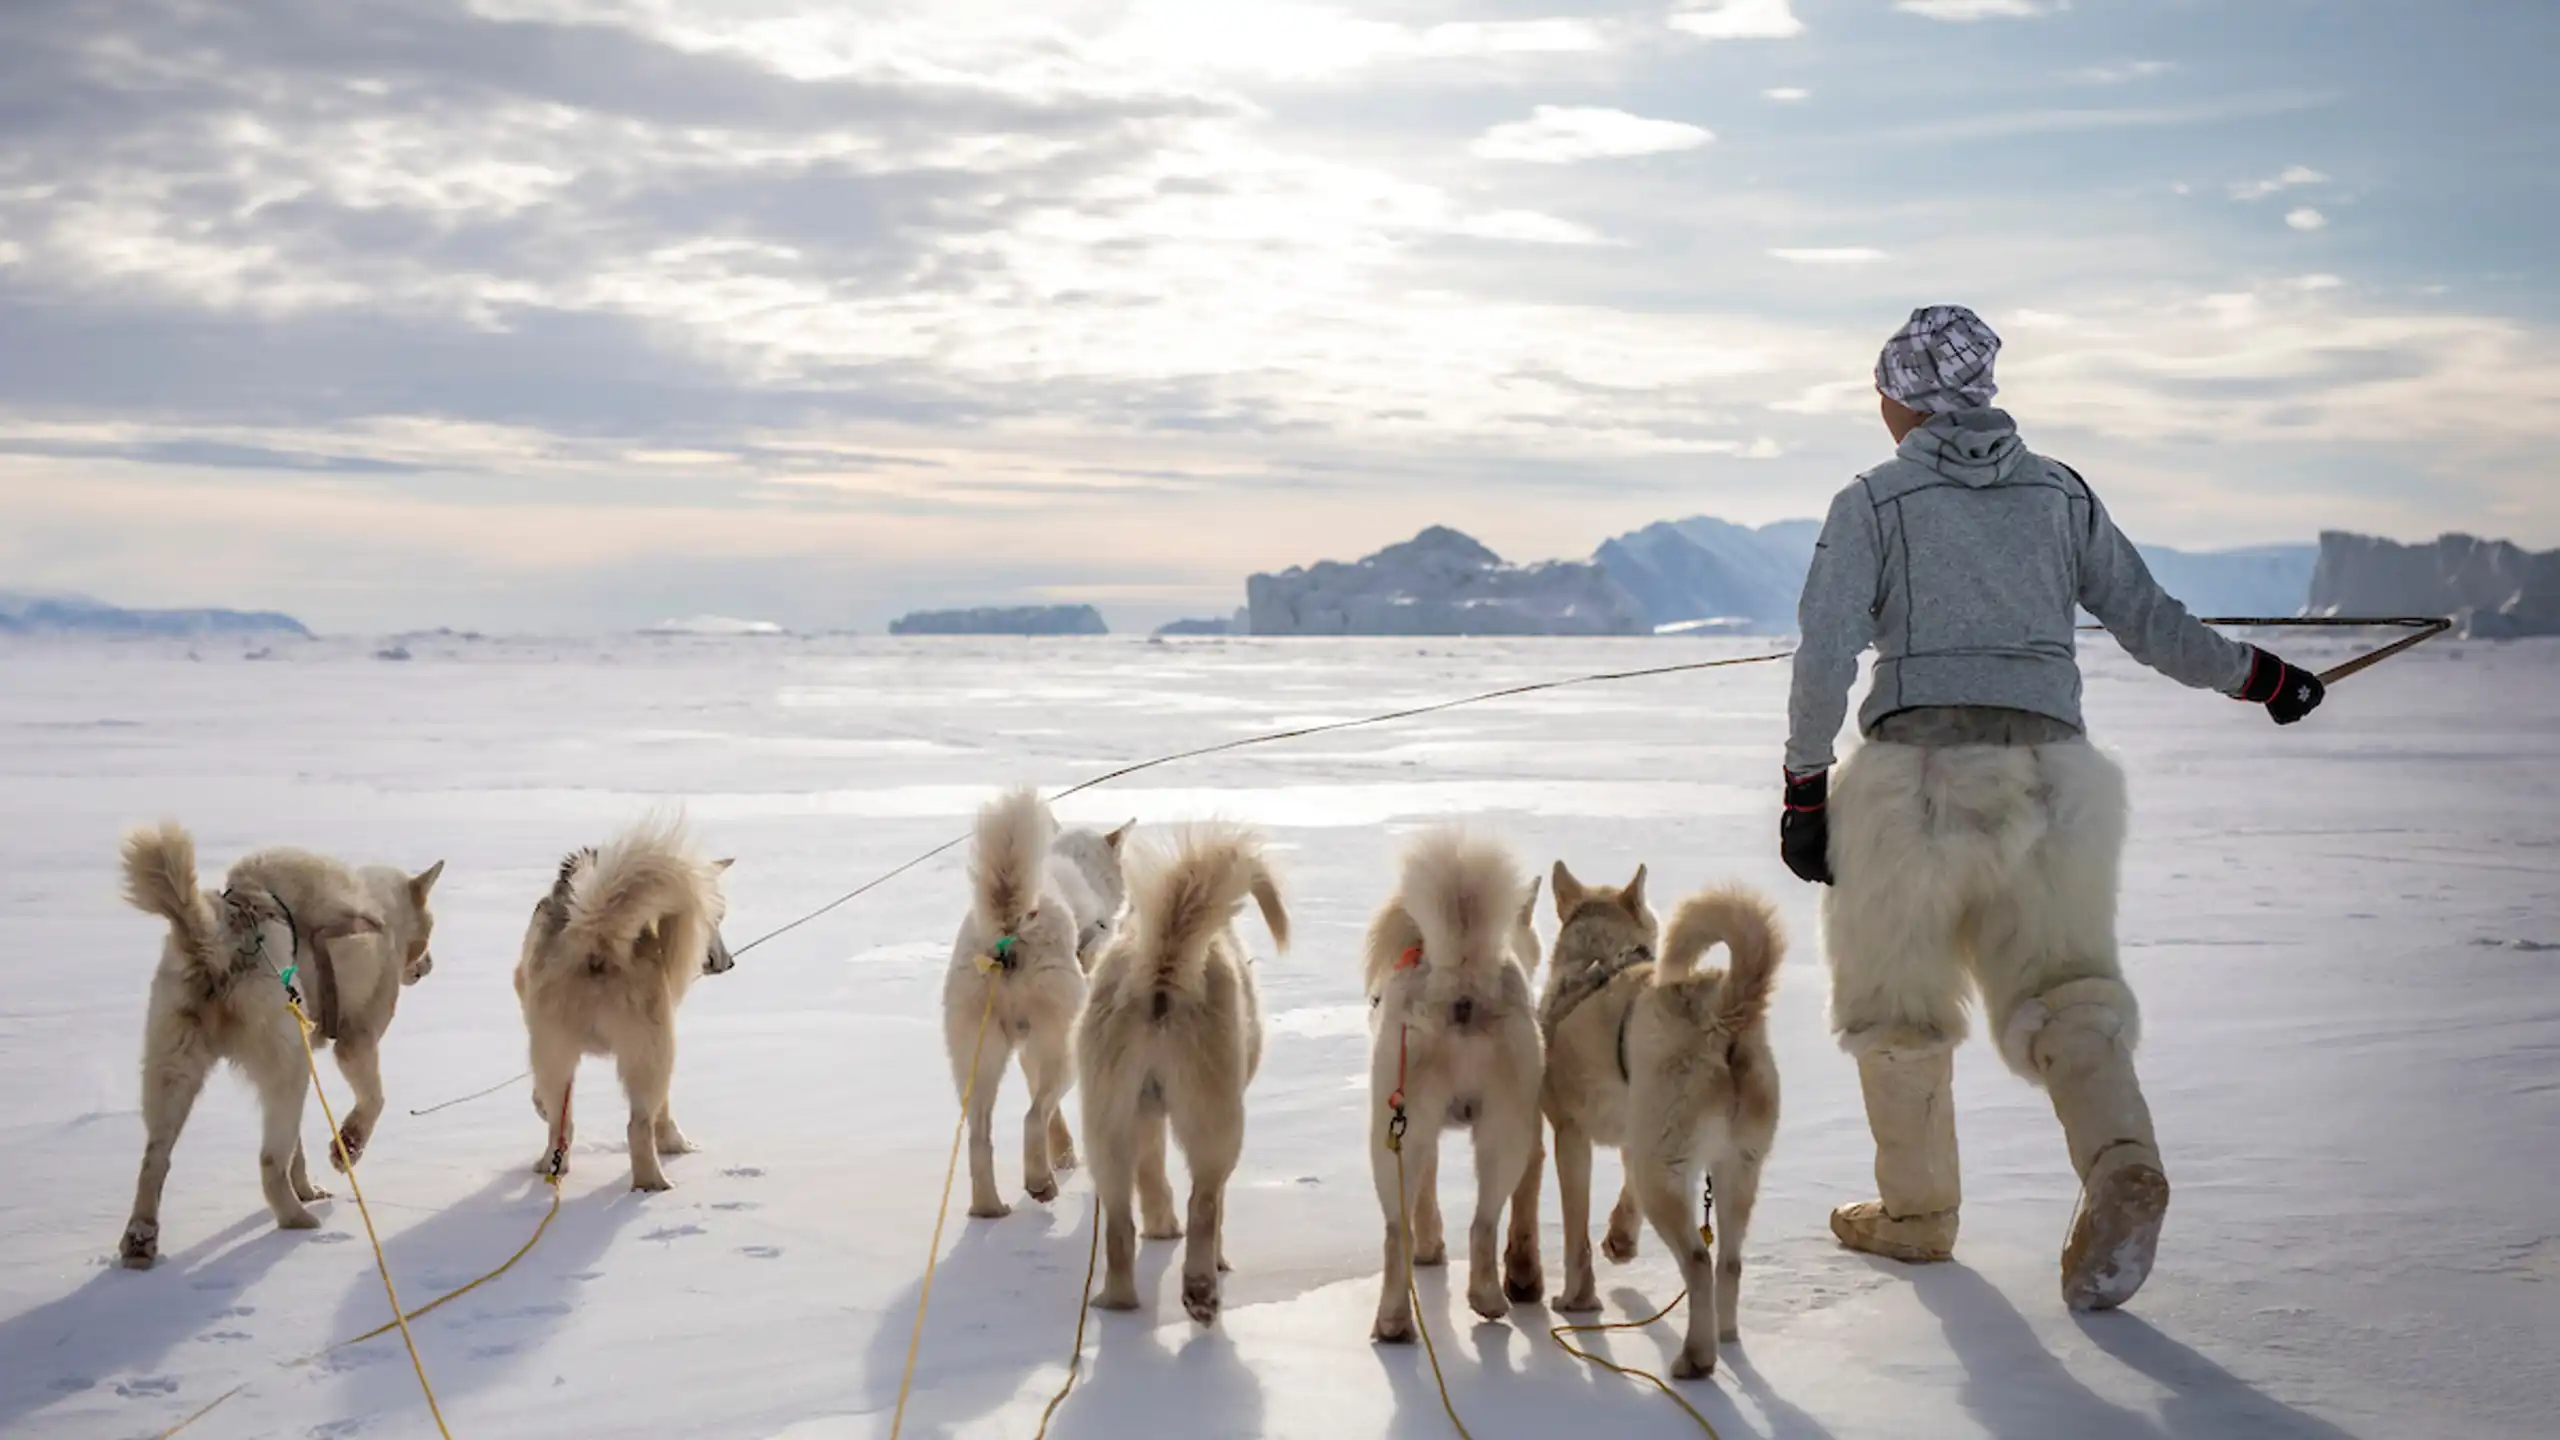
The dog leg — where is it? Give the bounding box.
[1046,1110,1079,1174]
[288,1140,328,1204]
[1170,1090,1243,1326]
[1370,1106,1437,1344]
[1018,1028,1074,1205]
[1630,1152,1717,1379]
[1603,1181,1643,1264]
[1503,1125,1545,1303]
[1467,1094,1539,1323]
[1087,1101,1141,1310]
[653,1105,696,1156]
[1408,1144,1446,1267]
[254,1068,320,1231]
[618,1045,675,1192]
[1137,1111,1181,1239]
[1713,1150,1765,1344]
[1553,1120,1601,1312]
[529,1028,580,1178]
[329,1034,384,1173]
[964,1033,1013,1218]
[122,1043,215,1268]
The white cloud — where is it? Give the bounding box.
[2287,207,2329,231]
[1763,87,1810,102]
[1769,247,1888,264]
[2066,59,2176,84]
[1670,1,1804,42]
[2232,165,2328,200]
[1471,106,1712,163]
[1450,209,1610,245]
[2292,274,2345,291]
[1896,0,2046,20]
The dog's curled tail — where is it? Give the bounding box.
[1657,886,1783,1033]
[1396,828,1528,970]
[565,814,713,966]
[970,786,1055,937]
[122,820,212,958]
[1132,824,1285,998]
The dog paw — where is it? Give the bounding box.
[1719,1324,1740,1345]
[1141,1219,1183,1241]
[295,1182,333,1203]
[1372,1315,1416,1345]
[1412,1240,1448,1268]
[119,1222,159,1269]
[331,1123,367,1173]
[276,1209,322,1231]
[1026,1177,1058,1205]
[1602,1228,1641,1264]
[1052,1148,1080,1172]
[1671,1347,1717,1381]
[1094,1283,1141,1312]
[1182,1275,1221,1326]
[1467,1282,1510,1323]
[655,1132,697,1157]
[1554,1285,1602,1314]
[631,1174,673,1194]
[534,1154,571,1180]
[1504,1269,1544,1305]
[969,1199,1014,1220]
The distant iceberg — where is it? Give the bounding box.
[645,615,789,636]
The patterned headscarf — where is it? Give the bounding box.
[1874,304,2001,414]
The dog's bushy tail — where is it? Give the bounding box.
[1130,824,1285,1001]
[969,787,1055,938]
[561,814,713,976]
[122,821,216,964]
[1396,828,1528,970]
[1656,886,1783,1033]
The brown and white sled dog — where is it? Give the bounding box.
[1504,860,1661,1313]
[1618,886,1784,1379]
[1077,824,1286,1325]
[514,817,733,1191]
[1365,829,1545,1341]
[944,789,1133,1217]
[117,822,443,1267]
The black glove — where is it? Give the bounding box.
[1781,768,1834,886]
[2238,646,2326,725]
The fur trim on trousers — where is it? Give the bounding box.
[1822,737,2137,1083]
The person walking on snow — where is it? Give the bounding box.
[1781,305,2327,1311]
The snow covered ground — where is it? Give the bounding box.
[2,632,2553,1440]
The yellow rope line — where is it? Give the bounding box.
[889,977,999,1439]
[324,1178,563,1352]
[284,998,453,1438]
[1548,1292,1724,1437]
[1032,1193,1105,1440]
[151,1381,247,1439]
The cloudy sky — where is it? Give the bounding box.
[1,0,2552,633]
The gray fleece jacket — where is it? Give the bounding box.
[1785,408,2254,773]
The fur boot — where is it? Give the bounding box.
[1831,1034,1960,1263]
[2014,979,2167,1310]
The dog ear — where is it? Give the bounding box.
[1105,821,1136,852]
[1517,875,1542,929]
[709,857,736,874]
[1550,860,1583,918]
[1621,864,1648,916]
[410,860,446,903]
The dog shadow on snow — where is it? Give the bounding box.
[314,1166,651,1422]
[1908,1264,2362,1440]
[0,1210,305,1435]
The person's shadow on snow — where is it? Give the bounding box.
[1909,1263,2162,1438]
[0,1210,304,1435]
[860,1198,1127,1439]
[312,1167,650,1425]
[2079,1313,2364,1439]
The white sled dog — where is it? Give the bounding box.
[944,789,1133,1217]
[117,822,443,1267]
[1365,829,1544,1341]
[1077,824,1287,1325]
[514,817,733,1191]
[1505,860,1662,1313]
[1619,885,1784,1379]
